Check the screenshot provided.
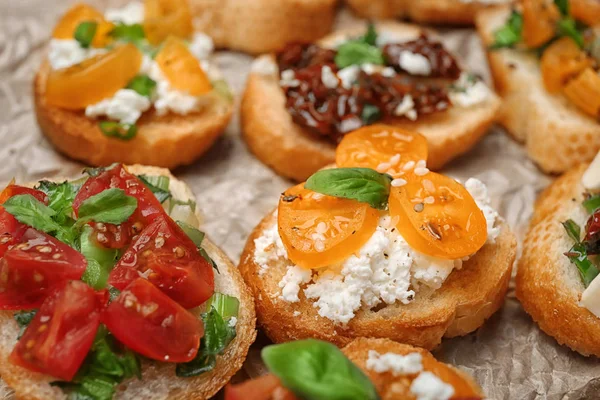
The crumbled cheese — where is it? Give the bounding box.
[366,350,423,375]
[85,89,151,125]
[188,32,214,61]
[47,39,105,70]
[582,151,600,191]
[394,95,417,121]
[228,317,238,328]
[465,178,501,243]
[105,1,145,25]
[321,66,339,89]
[279,266,312,302]
[339,118,363,133]
[337,65,360,89]
[450,73,491,108]
[399,52,432,76]
[251,56,278,76]
[280,69,300,87]
[253,220,288,275]
[381,67,396,78]
[148,62,208,116]
[410,371,455,400]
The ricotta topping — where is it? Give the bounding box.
[366,350,423,375]
[398,51,432,76]
[105,1,145,25]
[85,89,151,125]
[321,66,339,89]
[188,33,215,62]
[253,177,500,325]
[410,371,455,400]
[582,151,600,191]
[450,73,491,108]
[47,39,106,70]
[394,95,417,121]
[251,56,278,76]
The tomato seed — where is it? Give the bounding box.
[131,222,144,234]
[38,324,47,332]
[26,340,35,349]
[0,235,11,244]
[414,203,424,213]
[52,253,62,259]
[33,272,44,282]
[37,246,52,253]
[173,246,185,258]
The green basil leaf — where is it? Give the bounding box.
[99,121,137,141]
[80,226,119,290]
[212,79,233,103]
[126,75,157,98]
[36,180,79,223]
[562,219,581,242]
[335,41,384,69]
[554,0,569,15]
[262,339,380,400]
[108,287,121,303]
[557,18,585,48]
[361,23,378,47]
[14,310,37,339]
[74,21,97,49]
[204,293,239,320]
[490,10,523,49]
[305,168,392,210]
[109,23,145,43]
[138,175,172,203]
[3,194,59,232]
[361,104,381,125]
[584,195,600,214]
[76,188,138,227]
[565,243,600,287]
[176,221,219,273]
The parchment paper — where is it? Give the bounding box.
[0,1,597,399]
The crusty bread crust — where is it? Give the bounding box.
[517,163,600,357]
[347,0,511,25]
[0,165,257,400]
[190,0,337,54]
[34,62,234,170]
[241,22,501,182]
[342,338,484,399]
[476,7,600,174]
[239,211,516,350]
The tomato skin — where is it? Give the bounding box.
[108,214,214,309]
[73,165,166,249]
[225,375,297,400]
[103,278,203,363]
[9,281,106,381]
[0,185,48,205]
[0,229,88,310]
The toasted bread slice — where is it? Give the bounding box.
[476,7,600,174]
[347,0,511,25]
[190,0,337,54]
[517,163,600,357]
[0,165,257,400]
[34,62,234,170]
[343,338,484,399]
[241,22,501,182]
[238,211,516,350]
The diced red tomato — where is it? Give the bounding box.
[0,229,87,310]
[586,211,600,241]
[9,281,106,381]
[108,214,214,309]
[0,185,48,257]
[103,278,203,363]
[225,375,297,400]
[72,165,166,249]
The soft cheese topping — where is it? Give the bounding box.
[582,152,600,191]
[366,350,423,375]
[254,178,500,325]
[105,1,144,25]
[410,371,455,400]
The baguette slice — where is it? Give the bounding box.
[190,0,337,54]
[343,338,484,399]
[476,7,600,174]
[517,163,600,357]
[34,62,234,170]
[239,211,516,350]
[0,165,257,400]
[346,0,512,25]
[241,22,501,182]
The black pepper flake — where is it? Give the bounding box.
[282,194,299,202]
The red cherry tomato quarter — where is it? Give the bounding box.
[0,229,87,310]
[73,165,166,249]
[9,281,106,381]
[103,278,203,363]
[108,214,214,309]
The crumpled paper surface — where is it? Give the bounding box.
[0,1,596,399]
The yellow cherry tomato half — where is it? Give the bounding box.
[389,172,487,259]
[45,44,143,110]
[155,37,212,97]
[144,0,194,45]
[336,124,428,176]
[522,0,561,49]
[277,184,379,270]
[52,4,114,48]
[541,37,592,93]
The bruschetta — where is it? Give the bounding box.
[35,1,234,169]
[242,21,501,181]
[476,0,600,174]
[226,338,484,400]
[239,125,516,349]
[0,164,256,399]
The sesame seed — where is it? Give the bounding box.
[372,130,389,138]
[422,179,435,193]
[37,246,52,254]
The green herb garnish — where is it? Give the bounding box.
[490,10,523,49]
[557,17,585,48]
[126,75,157,98]
[109,23,145,43]
[360,104,381,125]
[80,226,119,290]
[76,188,137,227]
[99,121,137,141]
[335,23,384,68]
[14,310,37,339]
[562,219,600,287]
[137,175,171,203]
[176,221,219,273]
[74,21,98,48]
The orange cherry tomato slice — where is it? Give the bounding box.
[335,124,428,176]
[571,0,600,27]
[45,43,143,109]
[389,172,487,259]
[155,37,212,97]
[522,0,560,49]
[563,68,600,118]
[52,4,114,48]
[278,184,379,270]
[541,37,592,93]
[144,0,194,45]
